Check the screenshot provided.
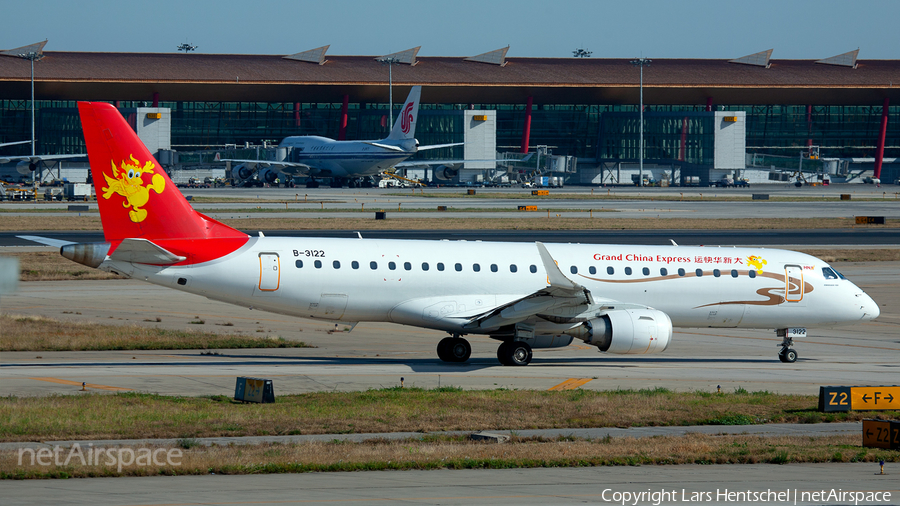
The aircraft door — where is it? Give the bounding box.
[784,265,803,302]
[259,253,281,291]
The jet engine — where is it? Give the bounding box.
[433,164,459,181]
[233,165,254,181]
[258,168,279,184]
[16,161,38,176]
[565,309,672,354]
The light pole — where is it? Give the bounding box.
[630,57,651,187]
[17,51,43,157]
[377,56,399,126]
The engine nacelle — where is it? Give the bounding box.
[433,165,459,181]
[233,165,254,181]
[567,309,672,354]
[16,161,37,175]
[259,168,279,184]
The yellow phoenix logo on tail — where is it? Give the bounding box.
[102,155,165,223]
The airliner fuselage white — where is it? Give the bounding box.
[77,237,879,365]
[56,100,880,367]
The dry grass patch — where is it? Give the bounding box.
[2,388,895,442]
[3,433,897,479]
[0,216,101,231]
[0,314,311,352]
[220,216,892,231]
[9,251,120,281]
[5,215,896,232]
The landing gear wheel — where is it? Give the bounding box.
[305,179,319,188]
[498,340,532,366]
[437,337,470,363]
[779,348,798,363]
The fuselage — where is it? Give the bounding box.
[113,238,879,334]
[280,136,415,178]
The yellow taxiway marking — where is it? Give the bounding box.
[548,378,593,391]
[29,377,132,392]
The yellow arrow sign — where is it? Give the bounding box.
[851,386,900,411]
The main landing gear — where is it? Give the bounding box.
[437,335,471,363]
[776,328,802,363]
[497,340,533,366]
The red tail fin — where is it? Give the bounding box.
[79,102,247,262]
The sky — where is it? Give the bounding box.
[3,0,899,59]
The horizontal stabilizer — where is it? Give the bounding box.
[415,142,465,152]
[109,238,186,265]
[16,235,76,248]
[363,142,407,152]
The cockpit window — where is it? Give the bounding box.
[823,267,846,280]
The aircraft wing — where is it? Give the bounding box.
[221,159,313,177]
[0,154,86,164]
[461,242,595,330]
[0,140,31,149]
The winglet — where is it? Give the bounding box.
[536,242,579,289]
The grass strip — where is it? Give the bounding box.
[2,388,897,442]
[3,433,897,479]
[0,314,311,352]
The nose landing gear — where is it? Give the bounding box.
[776,328,803,363]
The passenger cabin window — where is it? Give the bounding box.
[314,260,322,269]
[607,266,614,275]
[388,262,396,270]
[642,267,650,276]
[748,270,757,278]
[529,265,537,273]
[491,264,498,272]
[295,260,303,268]
[370,261,378,270]
[589,266,597,275]
[678,268,685,277]
[731,269,738,278]
[822,267,839,280]
[455,263,463,272]
[510,264,518,273]
[404,262,412,271]
[570,266,578,274]
[624,267,632,275]
[695,269,703,277]
[351,261,359,270]
[473,263,481,272]
[333,260,341,269]
[713,269,721,278]
[422,262,429,271]
[437,263,445,271]
[660,268,667,276]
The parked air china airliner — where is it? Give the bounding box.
[47,102,880,366]
[225,86,463,188]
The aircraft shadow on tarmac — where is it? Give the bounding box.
[3,354,781,372]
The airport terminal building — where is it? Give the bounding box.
[1,43,898,185]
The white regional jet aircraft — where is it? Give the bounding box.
[226,86,462,188]
[42,102,880,366]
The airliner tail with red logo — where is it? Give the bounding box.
[41,101,882,367]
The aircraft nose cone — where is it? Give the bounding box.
[859,292,880,320]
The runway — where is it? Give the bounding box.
[1,262,896,396]
[2,464,897,506]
